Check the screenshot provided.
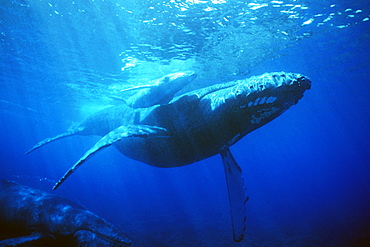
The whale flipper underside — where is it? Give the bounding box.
[220,148,247,242]
[53,125,169,190]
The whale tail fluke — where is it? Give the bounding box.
[25,127,84,155]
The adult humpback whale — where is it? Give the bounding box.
[0,179,132,246]
[26,71,311,242]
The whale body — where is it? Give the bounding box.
[26,71,311,241]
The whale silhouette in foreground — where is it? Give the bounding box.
[0,179,132,246]
[26,71,311,242]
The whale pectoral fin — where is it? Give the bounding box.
[0,232,52,246]
[120,84,153,93]
[220,148,248,242]
[109,95,129,105]
[53,125,169,190]
[25,127,84,155]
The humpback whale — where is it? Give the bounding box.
[0,179,132,246]
[122,71,197,108]
[26,71,311,242]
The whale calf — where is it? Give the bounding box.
[26,72,311,241]
[0,179,132,246]
[122,71,197,108]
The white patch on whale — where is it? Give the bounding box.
[251,106,279,124]
[266,96,277,103]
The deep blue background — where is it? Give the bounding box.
[1,1,369,246]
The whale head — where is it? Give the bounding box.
[202,72,311,146]
[236,72,311,137]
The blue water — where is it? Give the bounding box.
[1,0,369,246]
